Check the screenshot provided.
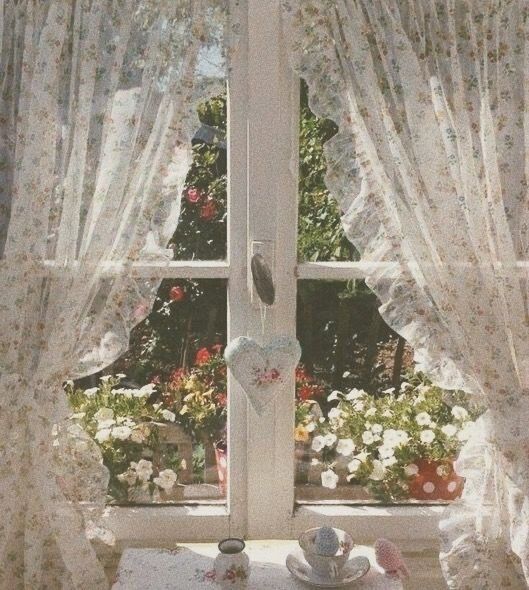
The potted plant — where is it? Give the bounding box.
[66,375,186,503]
[309,375,477,502]
[160,346,228,490]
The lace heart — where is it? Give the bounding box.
[224,336,302,415]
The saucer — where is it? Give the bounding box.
[286,547,370,588]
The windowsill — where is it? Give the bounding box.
[97,502,444,551]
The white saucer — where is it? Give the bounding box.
[286,547,370,588]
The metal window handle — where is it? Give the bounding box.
[251,253,275,306]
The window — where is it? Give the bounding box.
[78,1,452,554]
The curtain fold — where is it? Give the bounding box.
[282,0,529,587]
[0,1,238,587]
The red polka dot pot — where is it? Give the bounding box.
[408,459,464,501]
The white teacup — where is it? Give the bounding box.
[298,528,354,579]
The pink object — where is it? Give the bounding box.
[374,538,410,579]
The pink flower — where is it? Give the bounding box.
[186,187,203,204]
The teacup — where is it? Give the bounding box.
[298,527,354,579]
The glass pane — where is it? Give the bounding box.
[67,279,228,504]
[298,81,356,262]
[170,91,228,261]
[294,280,478,504]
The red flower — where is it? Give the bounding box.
[297,385,314,401]
[200,199,217,221]
[150,374,161,385]
[217,393,227,407]
[169,285,185,302]
[186,187,203,204]
[195,347,211,365]
[295,365,312,383]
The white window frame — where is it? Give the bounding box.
[103,0,442,560]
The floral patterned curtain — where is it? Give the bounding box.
[282,0,529,587]
[0,0,238,587]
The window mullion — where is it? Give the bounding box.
[245,0,299,539]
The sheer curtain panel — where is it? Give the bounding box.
[0,1,238,588]
[282,0,529,587]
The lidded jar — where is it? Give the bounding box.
[214,538,250,588]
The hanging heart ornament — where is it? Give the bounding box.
[224,336,302,415]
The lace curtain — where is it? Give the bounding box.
[282,0,529,587]
[0,1,237,588]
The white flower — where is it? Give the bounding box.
[321,469,339,489]
[345,388,366,401]
[112,426,132,441]
[404,463,419,476]
[305,421,316,432]
[312,436,326,452]
[153,469,177,491]
[451,406,468,420]
[327,390,341,402]
[382,456,397,467]
[84,387,99,397]
[71,412,86,420]
[371,423,383,434]
[383,429,409,447]
[318,417,326,423]
[362,430,375,445]
[365,407,377,417]
[342,371,351,378]
[353,401,365,412]
[134,383,156,397]
[133,459,153,482]
[161,409,176,422]
[116,373,126,379]
[457,422,474,442]
[347,459,361,473]
[97,418,116,430]
[378,444,395,459]
[420,429,435,444]
[95,428,111,443]
[382,409,393,418]
[100,375,113,383]
[328,407,342,420]
[94,407,114,422]
[336,438,355,457]
[382,387,395,394]
[369,460,386,481]
[323,433,337,447]
[441,424,458,437]
[416,412,432,426]
[400,382,412,392]
[64,380,74,388]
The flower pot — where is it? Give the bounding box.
[214,442,228,495]
[408,459,464,501]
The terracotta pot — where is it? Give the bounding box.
[214,442,228,495]
[408,458,464,501]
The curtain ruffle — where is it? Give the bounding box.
[0,1,240,587]
[281,1,529,587]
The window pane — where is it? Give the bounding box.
[68,279,227,504]
[298,81,356,262]
[294,280,477,504]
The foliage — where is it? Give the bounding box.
[298,83,354,262]
[308,375,478,501]
[161,347,228,443]
[170,95,227,261]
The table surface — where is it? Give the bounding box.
[112,541,404,590]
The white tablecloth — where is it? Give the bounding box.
[112,541,404,590]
